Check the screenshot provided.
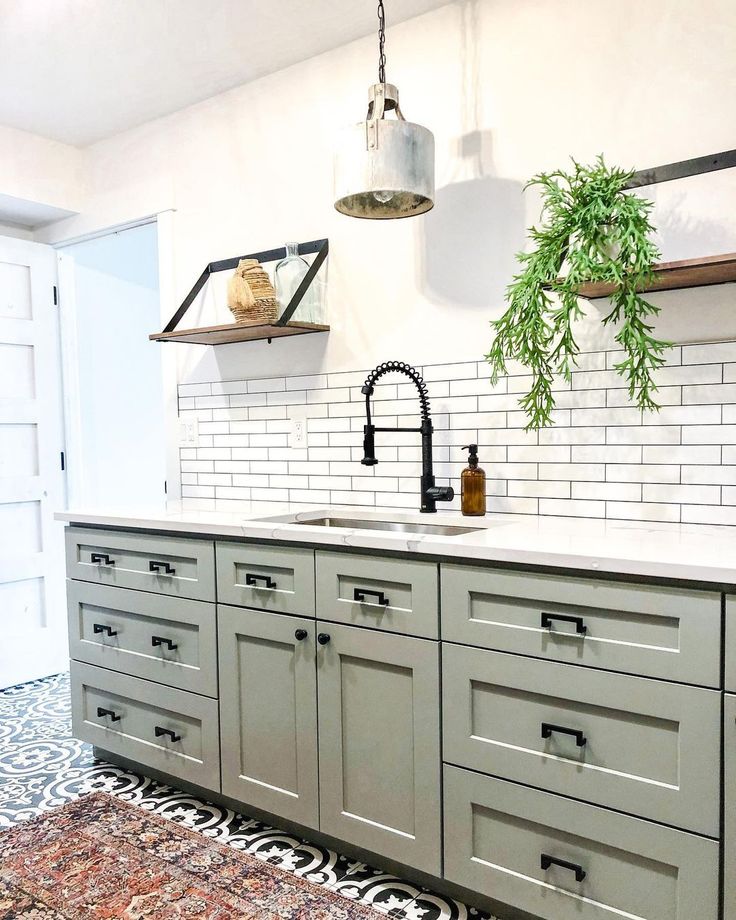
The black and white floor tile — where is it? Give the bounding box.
[0,673,498,919]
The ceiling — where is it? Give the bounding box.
[0,0,449,147]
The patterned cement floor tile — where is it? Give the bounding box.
[0,673,502,919]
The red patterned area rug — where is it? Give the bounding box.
[0,792,378,918]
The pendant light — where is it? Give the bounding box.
[334,0,435,219]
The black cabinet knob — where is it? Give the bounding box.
[317,632,331,645]
[295,629,308,641]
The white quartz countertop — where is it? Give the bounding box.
[55,502,736,587]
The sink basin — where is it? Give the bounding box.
[291,516,483,537]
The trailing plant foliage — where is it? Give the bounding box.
[486,156,670,429]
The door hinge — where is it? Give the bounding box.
[53,285,58,306]
[60,451,65,471]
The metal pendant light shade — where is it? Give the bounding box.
[333,2,434,220]
[334,83,434,219]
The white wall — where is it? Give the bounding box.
[37,1,736,400]
[0,124,83,219]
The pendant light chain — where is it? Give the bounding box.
[377,0,386,84]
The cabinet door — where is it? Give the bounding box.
[317,622,441,875]
[218,605,319,829]
[726,694,736,920]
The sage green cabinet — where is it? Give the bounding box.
[66,527,215,601]
[316,622,441,875]
[727,597,736,692]
[67,581,217,697]
[316,550,439,638]
[444,765,719,920]
[216,542,315,616]
[218,605,319,829]
[442,564,721,687]
[725,694,736,920]
[71,660,221,791]
[443,643,721,836]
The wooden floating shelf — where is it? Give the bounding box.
[577,252,736,299]
[149,319,330,346]
[150,239,329,347]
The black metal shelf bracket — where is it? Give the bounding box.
[624,149,736,189]
[160,238,329,335]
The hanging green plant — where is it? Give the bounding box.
[486,156,671,429]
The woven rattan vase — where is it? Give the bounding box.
[227,259,279,324]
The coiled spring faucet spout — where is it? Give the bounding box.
[361,360,454,513]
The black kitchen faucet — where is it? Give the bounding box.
[361,361,454,513]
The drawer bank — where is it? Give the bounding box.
[63,522,734,920]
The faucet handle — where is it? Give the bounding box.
[426,485,454,502]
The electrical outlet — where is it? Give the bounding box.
[179,418,199,447]
[289,417,308,449]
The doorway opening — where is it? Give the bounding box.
[58,222,166,508]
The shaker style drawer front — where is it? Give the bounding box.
[70,661,220,790]
[216,542,315,616]
[218,606,319,829]
[444,766,719,920]
[67,581,217,697]
[65,527,215,601]
[316,550,439,638]
[726,596,736,692]
[441,563,721,686]
[443,644,720,836]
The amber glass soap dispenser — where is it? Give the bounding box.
[461,444,486,516]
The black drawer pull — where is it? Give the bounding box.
[542,722,587,747]
[541,611,587,635]
[155,726,182,743]
[93,623,118,637]
[295,628,308,641]
[151,635,178,651]
[149,560,176,575]
[317,632,331,645]
[354,587,390,606]
[90,552,115,566]
[245,573,277,589]
[541,853,586,882]
[96,706,121,723]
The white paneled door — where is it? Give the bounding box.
[0,236,66,690]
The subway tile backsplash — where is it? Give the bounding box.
[178,341,736,525]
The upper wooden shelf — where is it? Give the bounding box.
[578,252,736,299]
[150,319,329,345]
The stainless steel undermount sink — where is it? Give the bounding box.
[291,516,484,536]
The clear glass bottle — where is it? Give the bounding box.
[274,242,319,324]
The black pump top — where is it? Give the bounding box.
[462,444,479,468]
